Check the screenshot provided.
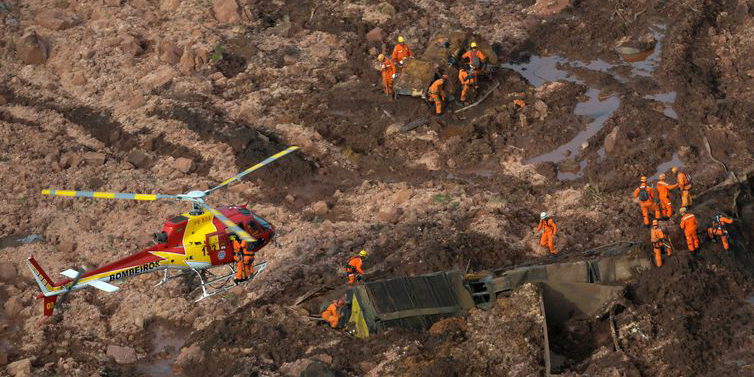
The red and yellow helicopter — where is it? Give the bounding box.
[27,146,299,316]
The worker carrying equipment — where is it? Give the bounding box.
[461,42,487,80]
[321,298,345,328]
[391,36,413,71]
[655,173,677,219]
[536,212,558,256]
[633,176,660,227]
[672,166,693,208]
[377,54,397,97]
[345,250,367,285]
[231,234,249,284]
[707,214,734,251]
[650,219,671,267]
[679,207,699,252]
[428,75,447,115]
[458,66,476,103]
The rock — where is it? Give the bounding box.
[35,10,77,30]
[104,0,122,6]
[15,31,49,65]
[139,66,175,90]
[175,344,205,372]
[106,345,136,364]
[127,150,150,169]
[377,207,403,224]
[69,72,87,86]
[0,263,16,282]
[429,317,468,337]
[159,41,182,65]
[358,361,376,374]
[127,93,146,109]
[535,162,557,180]
[174,157,194,173]
[194,48,210,68]
[280,358,313,377]
[120,34,143,56]
[302,361,336,377]
[385,123,400,135]
[365,27,383,43]
[604,126,622,155]
[285,194,296,203]
[527,0,572,16]
[82,152,106,165]
[58,238,77,253]
[368,47,379,56]
[312,201,328,216]
[416,151,442,170]
[160,0,181,11]
[310,44,331,58]
[3,296,23,318]
[179,48,196,73]
[678,145,692,158]
[377,2,396,16]
[533,100,548,119]
[558,158,581,173]
[6,358,31,377]
[212,0,241,24]
[311,354,332,364]
[391,188,411,205]
[0,95,6,105]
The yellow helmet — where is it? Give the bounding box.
[640,176,647,183]
[671,166,678,173]
[470,42,478,48]
[397,36,405,43]
[359,250,367,257]
[378,54,385,61]
[652,219,659,226]
[680,207,687,213]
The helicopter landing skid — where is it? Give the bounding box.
[192,261,268,302]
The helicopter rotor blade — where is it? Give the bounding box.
[204,146,299,195]
[199,203,257,243]
[42,190,178,201]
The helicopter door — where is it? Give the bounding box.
[206,231,233,266]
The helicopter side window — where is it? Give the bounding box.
[253,215,271,230]
[247,220,260,232]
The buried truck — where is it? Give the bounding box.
[393,30,498,98]
[326,242,652,374]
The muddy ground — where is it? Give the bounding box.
[1,0,754,375]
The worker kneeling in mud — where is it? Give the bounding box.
[345,250,367,285]
[322,298,345,329]
[707,213,734,251]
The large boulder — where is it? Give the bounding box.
[6,358,31,377]
[604,126,624,155]
[15,31,49,65]
[212,0,241,24]
[34,10,77,30]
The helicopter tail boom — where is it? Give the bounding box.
[26,256,65,296]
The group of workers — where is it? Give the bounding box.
[320,249,369,328]
[631,167,736,267]
[377,36,489,115]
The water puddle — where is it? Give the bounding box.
[746,296,754,305]
[645,91,678,119]
[0,233,45,248]
[137,324,188,377]
[620,24,667,77]
[648,153,683,182]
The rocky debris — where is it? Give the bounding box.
[159,40,182,65]
[106,345,136,364]
[34,10,77,30]
[366,27,384,44]
[559,158,580,173]
[139,66,176,90]
[174,157,194,173]
[3,296,23,317]
[533,99,548,119]
[604,126,623,155]
[535,161,558,180]
[6,358,31,377]
[120,34,144,56]
[0,263,17,282]
[82,152,106,165]
[174,344,205,373]
[179,47,196,73]
[15,31,49,65]
[57,239,77,253]
[377,207,403,223]
[312,201,329,217]
[212,0,241,24]
[428,317,468,337]
[527,0,573,16]
[127,150,150,169]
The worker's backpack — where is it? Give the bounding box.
[685,172,692,184]
[638,187,650,201]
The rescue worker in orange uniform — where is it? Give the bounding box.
[231,234,248,284]
[321,298,345,328]
[679,207,699,252]
[377,54,397,97]
[650,219,670,267]
[655,173,677,220]
[458,66,476,104]
[461,42,487,80]
[242,240,255,279]
[672,166,692,208]
[345,250,367,285]
[536,212,557,257]
[428,75,447,115]
[633,176,660,227]
[707,214,734,251]
[391,36,413,71]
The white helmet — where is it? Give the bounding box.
[540,212,547,219]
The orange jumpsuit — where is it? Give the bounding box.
[676,171,692,207]
[536,217,557,255]
[461,49,487,79]
[243,245,255,278]
[707,215,734,250]
[380,57,397,96]
[321,302,340,328]
[428,79,446,115]
[391,43,413,69]
[633,185,660,226]
[233,239,248,280]
[680,213,699,251]
[655,179,677,218]
[650,225,668,267]
[458,69,476,102]
[345,256,364,284]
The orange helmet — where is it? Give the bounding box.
[652,219,659,226]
